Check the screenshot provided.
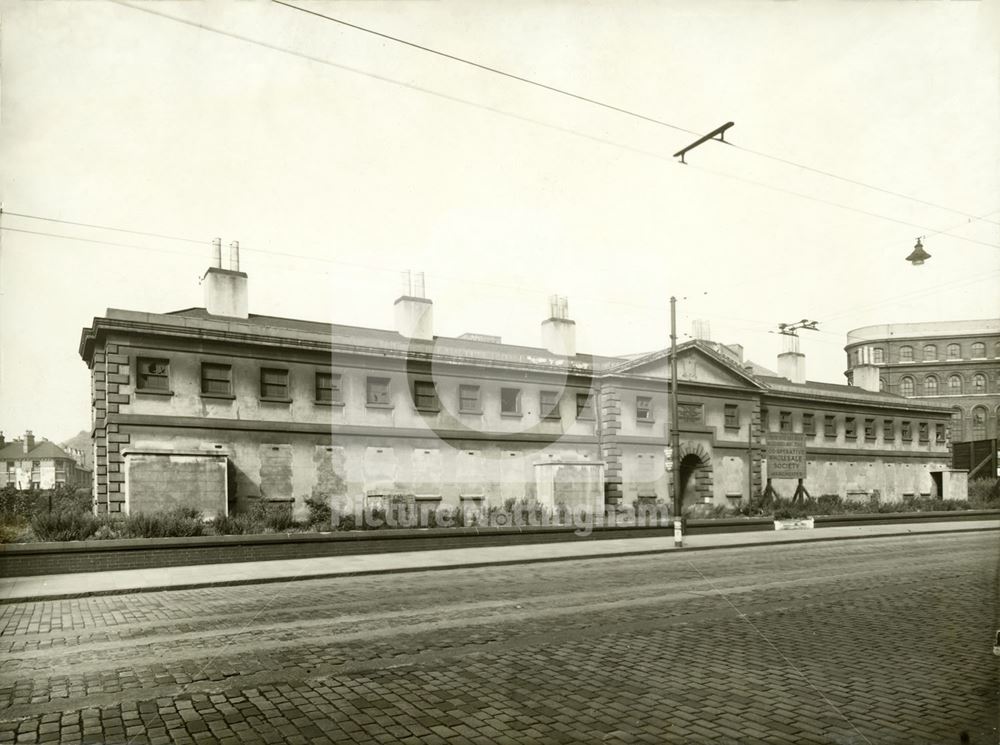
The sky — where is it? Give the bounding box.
[1,0,999,444]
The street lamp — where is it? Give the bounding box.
[905,237,931,266]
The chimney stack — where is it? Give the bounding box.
[394,270,434,341]
[777,333,806,384]
[0,431,5,447]
[23,430,35,454]
[203,239,249,319]
[851,345,881,392]
[541,295,576,357]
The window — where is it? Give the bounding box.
[922,344,937,361]
[500,387,522,415]
[576,393,595,420]
[972,407,988,439]
[845,417,857,439]
[459,384,481,413]
[995,342,1000,359]
[947,343,961,359]
[879,378,886,392]
[883,419,894,441]
[201,362,233,396]
[971,342,986,358]
[540,390,561,420]
[636,396,653,422]
[413,380,439,411]
[724,404,740,429]
[779,411,792,433]
[802,412,815,436]
[864,418,876,441]
[260,368,289,400]
[315,371,342,403]
[935,423,945,444]
[948,375,963,395]
[973,374,987,394]
[136,357,169,391]
[951,408,964,440]
[901,420,912,442]
[872,348,885,364]
[923,376,938,395]
[824,415,836,438]
[366,377,391,406]
[900,377,914,397]
[918,422,929,443]
[899,346,913,362]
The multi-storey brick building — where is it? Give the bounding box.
[845,320,1000,442]
[0,431,92,490]
[78,255,957,518]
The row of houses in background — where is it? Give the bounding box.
[0,431,92,490]
[76,253,965,519]
[844,319,1000,442]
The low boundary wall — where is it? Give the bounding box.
[2,510,997,577]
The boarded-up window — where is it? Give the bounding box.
[412,448,442,495]
[459,385,481,413]
[137,357,169,391]
[725,404,739,429]
[201,363,232,395]
[413,380,439,411]
[540,390,561,420]
[260,368,289,400]
[576,393,595,420]
[802,413,815,436]
[366,377,391,405]
[316,372,343,403]
[501,387,522,415]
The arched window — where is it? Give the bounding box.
[971,342,986,358]
[947,343,961,359]
[973,374,987,393]
[899,346,914,362]
[879,378,886,392]
[900,377,914,397]
[922,344,937,361]
[971,406,988,439]
[872,348,885,364]
[924,376,938,395]
[948,375,963,394]
[994,342,1000,359]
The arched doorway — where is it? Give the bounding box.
[675,442,714,511]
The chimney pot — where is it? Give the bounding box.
[23,430,35,454]
[211,238,222,269]
[229,240,240,272]
[777,333,806,384]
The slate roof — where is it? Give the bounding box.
[0,439,81,462]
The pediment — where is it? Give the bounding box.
[613,344,762,389]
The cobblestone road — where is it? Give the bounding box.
[1,532,997,744]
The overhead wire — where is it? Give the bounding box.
[111,1,1000,253]
[271,0,1000,228]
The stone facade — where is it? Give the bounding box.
[78,289,957,517]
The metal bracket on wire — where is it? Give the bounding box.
[673,121,735,164]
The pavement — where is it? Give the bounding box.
[1,530,997,744]
[1,518,998,603]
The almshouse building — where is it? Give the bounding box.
[78,255,956,518]
[845,320,1000,442]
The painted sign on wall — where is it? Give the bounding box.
[765,432,807,479]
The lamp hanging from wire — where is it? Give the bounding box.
[905,237,931,266]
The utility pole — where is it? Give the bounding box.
[670,296,682,547]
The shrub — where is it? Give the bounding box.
[968,478,1000,507]
[263,503,296,532]
[30,511,99,542]
[304,496,332,529]
[211,512,260,535]
[120,508,205,538]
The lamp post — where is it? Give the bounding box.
[670,295,682,547]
